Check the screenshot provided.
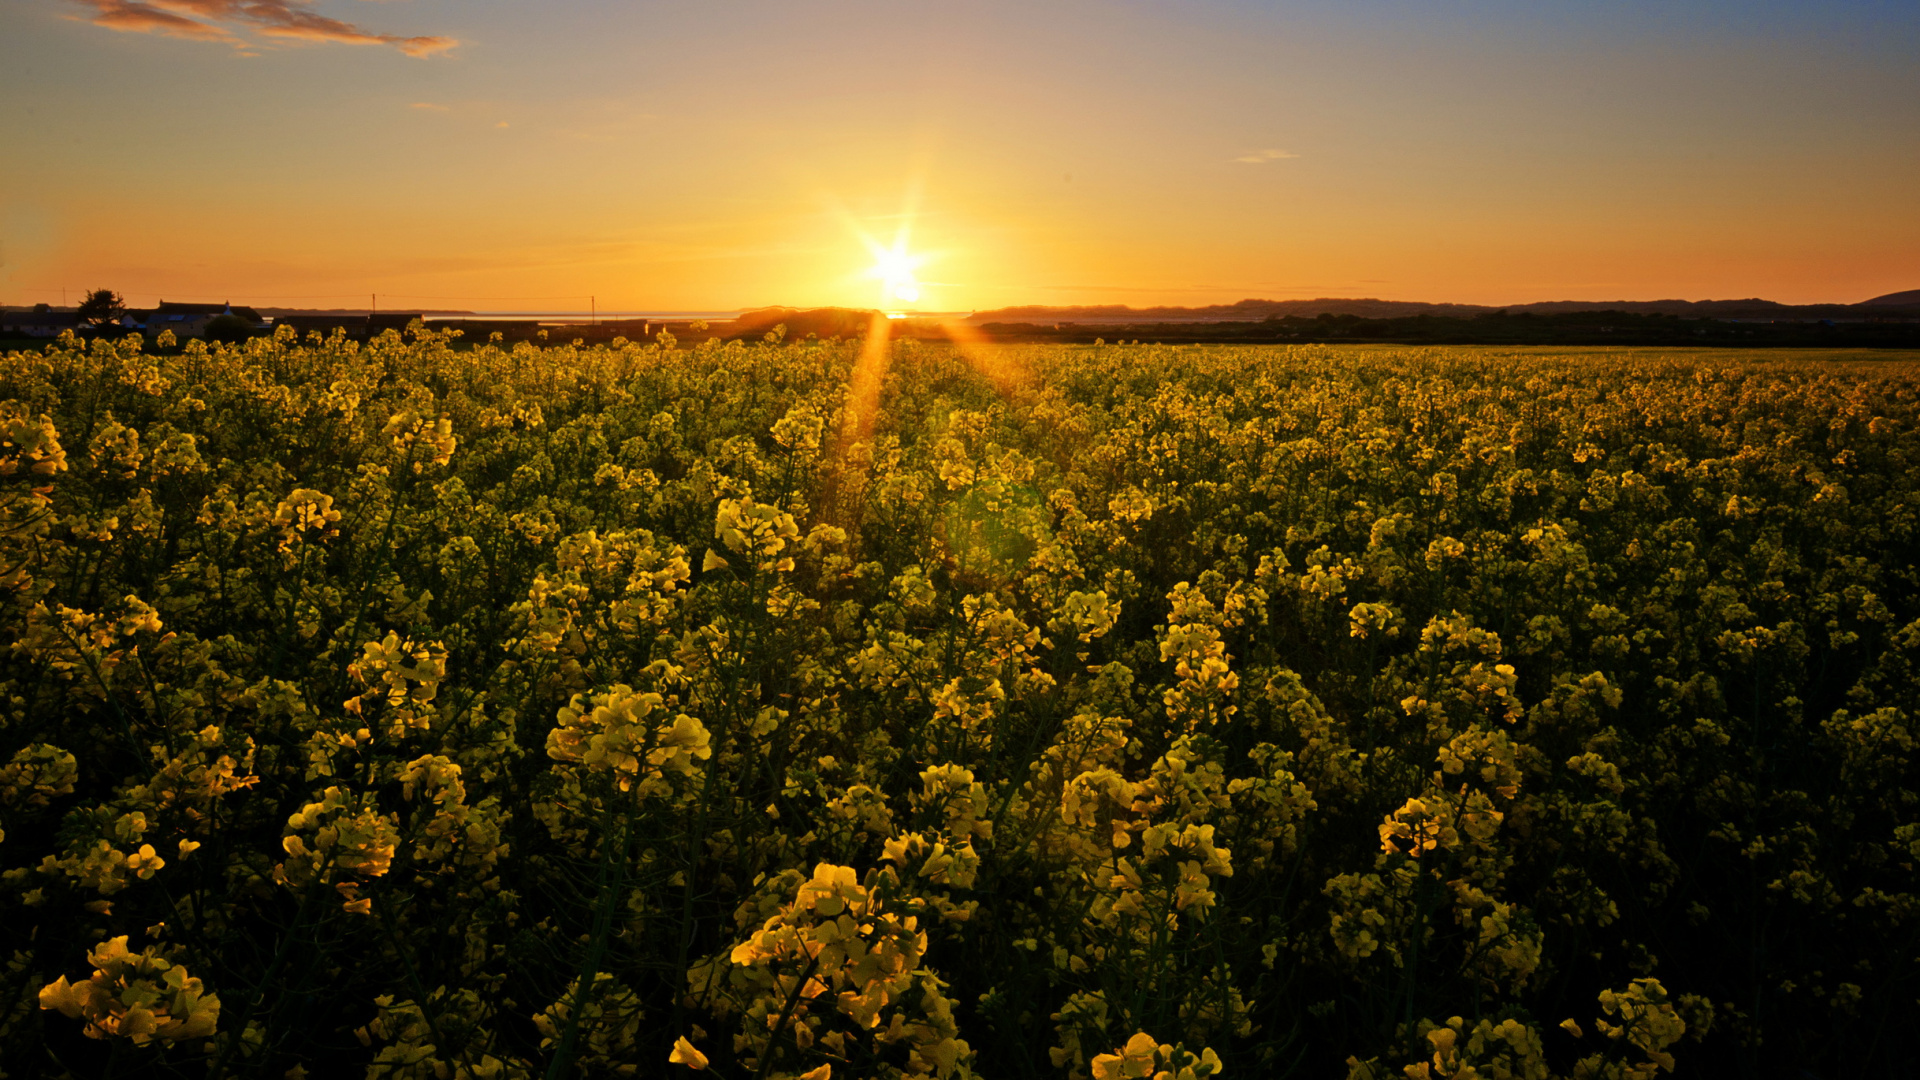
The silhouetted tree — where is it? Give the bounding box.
[75,288,125,327]
[202,313,257,344]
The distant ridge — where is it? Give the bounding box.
[726,306,885,340]
[968,294,1920,323]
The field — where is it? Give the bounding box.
[3,330,1918,1079]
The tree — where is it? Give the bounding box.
[75,289,126,327]
[202,313,256,344]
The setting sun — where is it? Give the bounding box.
[867,245,924,307]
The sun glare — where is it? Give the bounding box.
[822,177,946,311]
[870,245,923,305]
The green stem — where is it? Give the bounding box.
[543,799,633,1080]
[752,950,823,1080]
[208,868,332,1080]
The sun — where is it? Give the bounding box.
[870,245,923,305]
[828,180,942,310]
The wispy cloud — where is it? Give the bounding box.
[86,1,237,43]
[1231,148,1299,164]
[69,0,457,57]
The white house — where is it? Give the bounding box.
[1,304,81,337]
[128,301,266,337]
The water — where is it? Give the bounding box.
[420,310,975,325]
[421,311,742,324]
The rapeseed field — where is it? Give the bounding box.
[3,328,1916,1078]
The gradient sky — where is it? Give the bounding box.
[3,0,1917,311]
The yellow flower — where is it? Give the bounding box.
[669,1035,709,1069]
[39,937,220,1045]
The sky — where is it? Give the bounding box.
[2,0,1917,312]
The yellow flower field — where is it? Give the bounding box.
[2,328,1916,1078]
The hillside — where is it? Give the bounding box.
[968,293,1920,324]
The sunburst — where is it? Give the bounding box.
[866,238,925,307]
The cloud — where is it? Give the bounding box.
[85,2,239,43]
[1231,149,1299,164]
[69,0,457,57]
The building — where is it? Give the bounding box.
[1,304,81,337]
[129,301,266,338]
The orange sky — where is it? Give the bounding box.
[3,0,1916,311]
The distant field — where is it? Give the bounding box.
[3,334,1918,1078]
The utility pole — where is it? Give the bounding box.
[371,293,377,315]
[591,295,596,326]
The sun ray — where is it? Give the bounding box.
[815,174,1023,530]
[939,318,1030,398]
[817,311,894,526]
[840,312,893,449]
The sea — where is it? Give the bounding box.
[420,311,741,325]
[419,310,972,325]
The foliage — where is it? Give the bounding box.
[201,315,258,345]
[1,327,1917,1077]
[75,290,126,329]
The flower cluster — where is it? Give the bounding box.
[38,936,220,1045]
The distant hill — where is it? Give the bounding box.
[969,295,1920,323]
[968,298,1486,322]
[725,306,886,340]
[1864,289,1920,307]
